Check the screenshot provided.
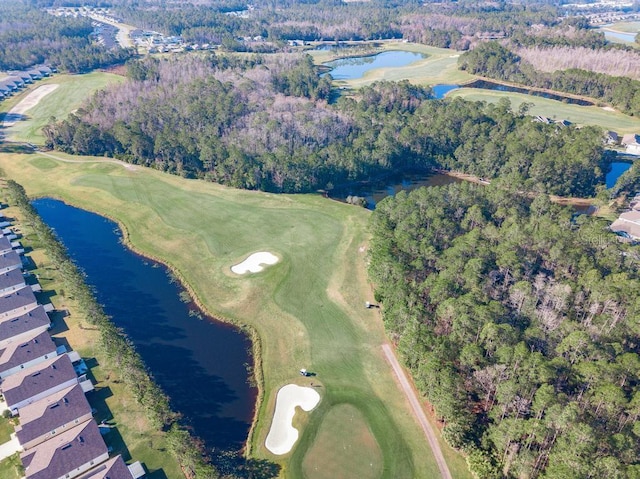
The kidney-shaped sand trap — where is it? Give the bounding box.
[231,252,279,274]
[265,384,321,455]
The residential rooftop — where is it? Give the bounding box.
[0,305,50,343]
[0,268,26,291]
[77,455,133,479]
[16,384,92,448]
[1,354,77,409]
[0,330,56,374]
[21,420,108,479]
[0,285,38,317]
[0,250,22,270]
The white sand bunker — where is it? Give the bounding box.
[3,84,59,127]
[265,384,321,455]
[231,251,279,274]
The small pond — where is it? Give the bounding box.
[432,84,460,99]
[606,161,633,188]
[330,171,461,209]
[33,198,256,452]
[464,79,594,106]
[323,51,425,80]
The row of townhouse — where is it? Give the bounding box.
[0,206,145,479]
[0,66,55,102]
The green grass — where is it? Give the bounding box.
[302,404,383,479]
[309,41,474,89]
[0,150,472,479]
[448,87,640,134]
[0,72,124,144]
[0,453,23,479]
[0,416,14,444]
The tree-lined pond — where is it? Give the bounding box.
[33,198,256,452]
[323,50,425,80]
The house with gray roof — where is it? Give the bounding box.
[0,268,26,296]
[0,286,38,320]
[21,420,109,479]
[16,384,93,450]
[77,455,134,479]
[0,305,51,349]
[0,330,56,379]
[7,76,25,88]
[27,70,43,81]
[1,354,78,414]
[0,234,14,255]
[0,250,22,274]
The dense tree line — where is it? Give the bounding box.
[43,54,609,197]
[0,2,132,72]
[459,42,640,116]
[369,183,640,479]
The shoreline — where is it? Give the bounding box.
[28,193,264,459]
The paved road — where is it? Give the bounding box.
[382,343,452,479]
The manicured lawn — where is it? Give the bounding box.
[302,403,383,479]
[0,72,124,144]
[309,41,474,89]
[448,87,640,134]
[0,149,471,479]
[0,453,22,479]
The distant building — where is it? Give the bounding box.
[621,133,640,155]
[610,210,640,241]
[605,131,619,145]
[20,420,109,479]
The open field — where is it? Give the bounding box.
[309,41,474,88]
[0,198,183,479]
[0,148,471,479]
[448,88,640,134]
[605,21,640,33]
[0,72,124,144]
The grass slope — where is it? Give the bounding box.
[0,150,471,479]
[0,72,124,144]
[448,87,640,134]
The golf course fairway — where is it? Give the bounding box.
[0,149,471,479]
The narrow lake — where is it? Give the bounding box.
[463,79,595,106]
[330,172,461,209]
[32,198,256,452]
[606,161,633,188]
[323,51,425,80]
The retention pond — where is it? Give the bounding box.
[33,198,256,452]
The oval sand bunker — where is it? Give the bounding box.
[265,384,321,455]
[231,252,279,274]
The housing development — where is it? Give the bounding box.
[0,206,145,479]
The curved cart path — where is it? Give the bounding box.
[382,343,452,479]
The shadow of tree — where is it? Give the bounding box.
[211,449,281,479]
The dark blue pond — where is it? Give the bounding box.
[33,198,256,452]
[606,161,633,189]
[323,51,425,80]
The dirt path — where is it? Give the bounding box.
[382,343,453,479]
[3,84,59,128]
